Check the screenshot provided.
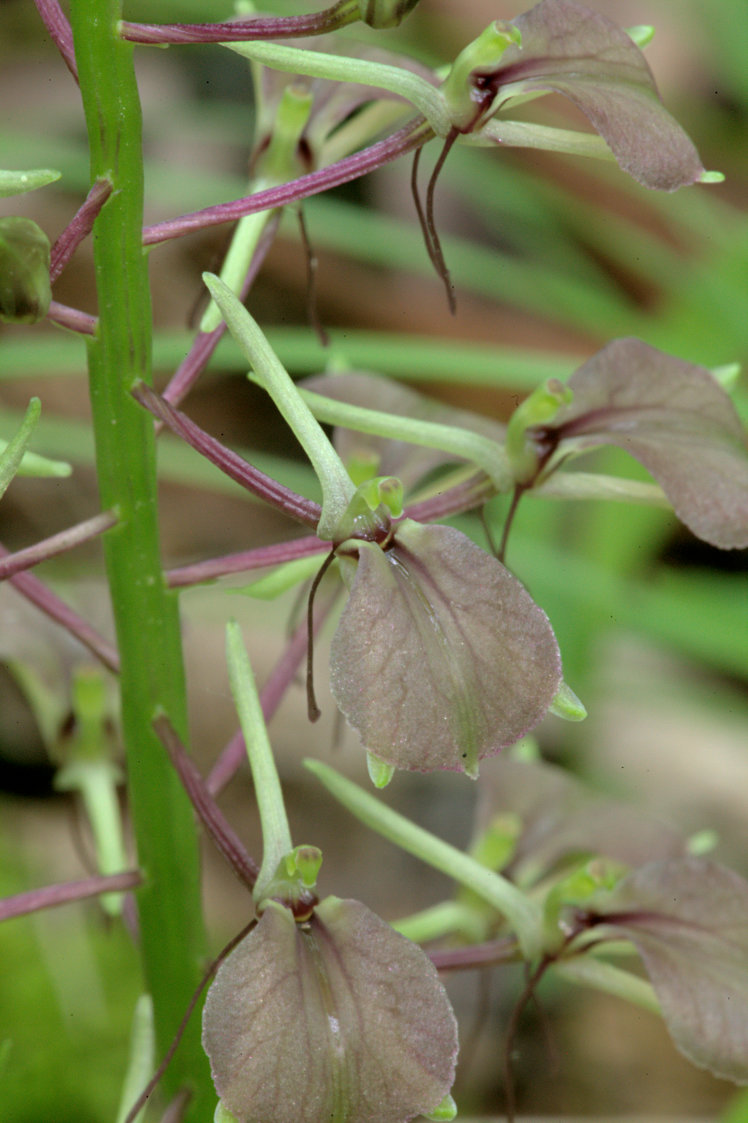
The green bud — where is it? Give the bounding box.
[357,0,420,30]
[441,21,522,132]
[0,217,51,323]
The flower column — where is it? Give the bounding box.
[67,0,211,1114]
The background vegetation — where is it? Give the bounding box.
[0,0,746,1119]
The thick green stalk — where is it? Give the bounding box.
[67,2,210,1114]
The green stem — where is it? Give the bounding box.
[305,759,543,959]
[67,2,210,1114]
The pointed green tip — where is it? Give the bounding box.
[549,681,587,722]
[699,169,725,184]
[711,362,741,392]
[425,1092,458,1121]
[626,25,654,48]
[366,751,396,789]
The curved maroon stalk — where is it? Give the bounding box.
[33,0,78,82]
[207,588,339,795]
[1,542,120,672]
[161,214,281,409]
[120,1,354,44]
[132,382,322,529]
[50,178,114,282]
[167,536,326,589]
[47,300,97,334]
[0,511,117,581]
[143,119,432,245]
[154,714,259,888]
[0,870,141,922]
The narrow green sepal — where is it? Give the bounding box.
[232,554,324,600]
[53,667,125,916]
[204,273,354,538]
[506,378,573,484]
[255,85,314,186]
[0,217,51,323]
[469,813,522,874]
[699,170,725,184]
[425,1092,458,1121]
[366,750,396,789]
[346,450,382,487]
[549,681,587,722]
[543,857,625,951]
[1,397,41,500]
[226,620,294,904]
[442,21,522,131]
[114,995,155,1123]
[0,168,61,198]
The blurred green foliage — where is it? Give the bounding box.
[1,0,746,1118]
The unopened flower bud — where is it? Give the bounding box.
[0,217,51,323]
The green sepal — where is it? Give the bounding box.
[0,217,51,324]
[505,378,573,484]
[346,449,382,487]
[232,553,325,600]
[441,21,522,132]
[543,857,625,952]
[425,1092,458,1121]
[53,667,125,916]
[470,812,522,874]
[0,168,61,198]
[1,397,40,501]
[205,273,354,538]
[114,995,155,1123]
[366,750,396,789]
[254,85,314,187]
